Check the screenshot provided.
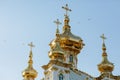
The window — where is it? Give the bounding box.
[69,55,73,62]
[59,73,63,80]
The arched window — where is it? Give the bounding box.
[59,73,63,80]
[69,55,73,62]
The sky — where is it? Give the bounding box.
[0,0,120,80]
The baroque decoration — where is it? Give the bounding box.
[22,4,120,80]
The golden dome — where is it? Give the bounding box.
[98,51,114,72]
[50,5,84,54]
[22,66,38,78]
[49,38,64,58]
[61,15,83,42]
[22,43,38,78]
[61,4,83,43]
[98,34,114,73]
[58,15,84,54]
[49,22,64,61]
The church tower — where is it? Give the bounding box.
[42,4,90,80]
[49,4,84,69]
[60,4,84,69]
[22,42,38,80]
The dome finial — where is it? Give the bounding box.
[28,42,35,51]
[22,42,38,79]
[62,4,72,16]
[54,19,61,34]
[28,42,35,66]
[100,34,107,51]
[62,4,71,31]
[98,34,114,73]
[100,34,106,44]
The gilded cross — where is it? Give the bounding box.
[62,4,72,16]
[28,42,35,51]
[54,19,61,28]
[100,34,107,43]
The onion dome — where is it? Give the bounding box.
[98,34,114,73]
[61,15,83,42]
[22,42,38,79]
[50,4,84,54]
[59,4,84,53]
[49,19,64,61]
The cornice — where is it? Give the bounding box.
[42,60,72,70]
[71,68,94,79]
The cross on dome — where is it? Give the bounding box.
[54,19,61,34]
[100,34,107,43]
[54,19,62,28]
[28,42,35,51]
[62,4,72,16]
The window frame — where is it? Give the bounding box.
[59,73,64,80]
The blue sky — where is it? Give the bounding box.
[0,0,120,80]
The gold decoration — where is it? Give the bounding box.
[44,71,50,75]
[22,42,37,79]
[98,34,114,73]
[51,67,58,71]
[64,70,70,74]
[42,60,72,70]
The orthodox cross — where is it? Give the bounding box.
[62,4,72,16]
[100,34,107,43]
[54,19,61,28]
[28,42,35,51]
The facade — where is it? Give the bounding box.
[22,4,120,80]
